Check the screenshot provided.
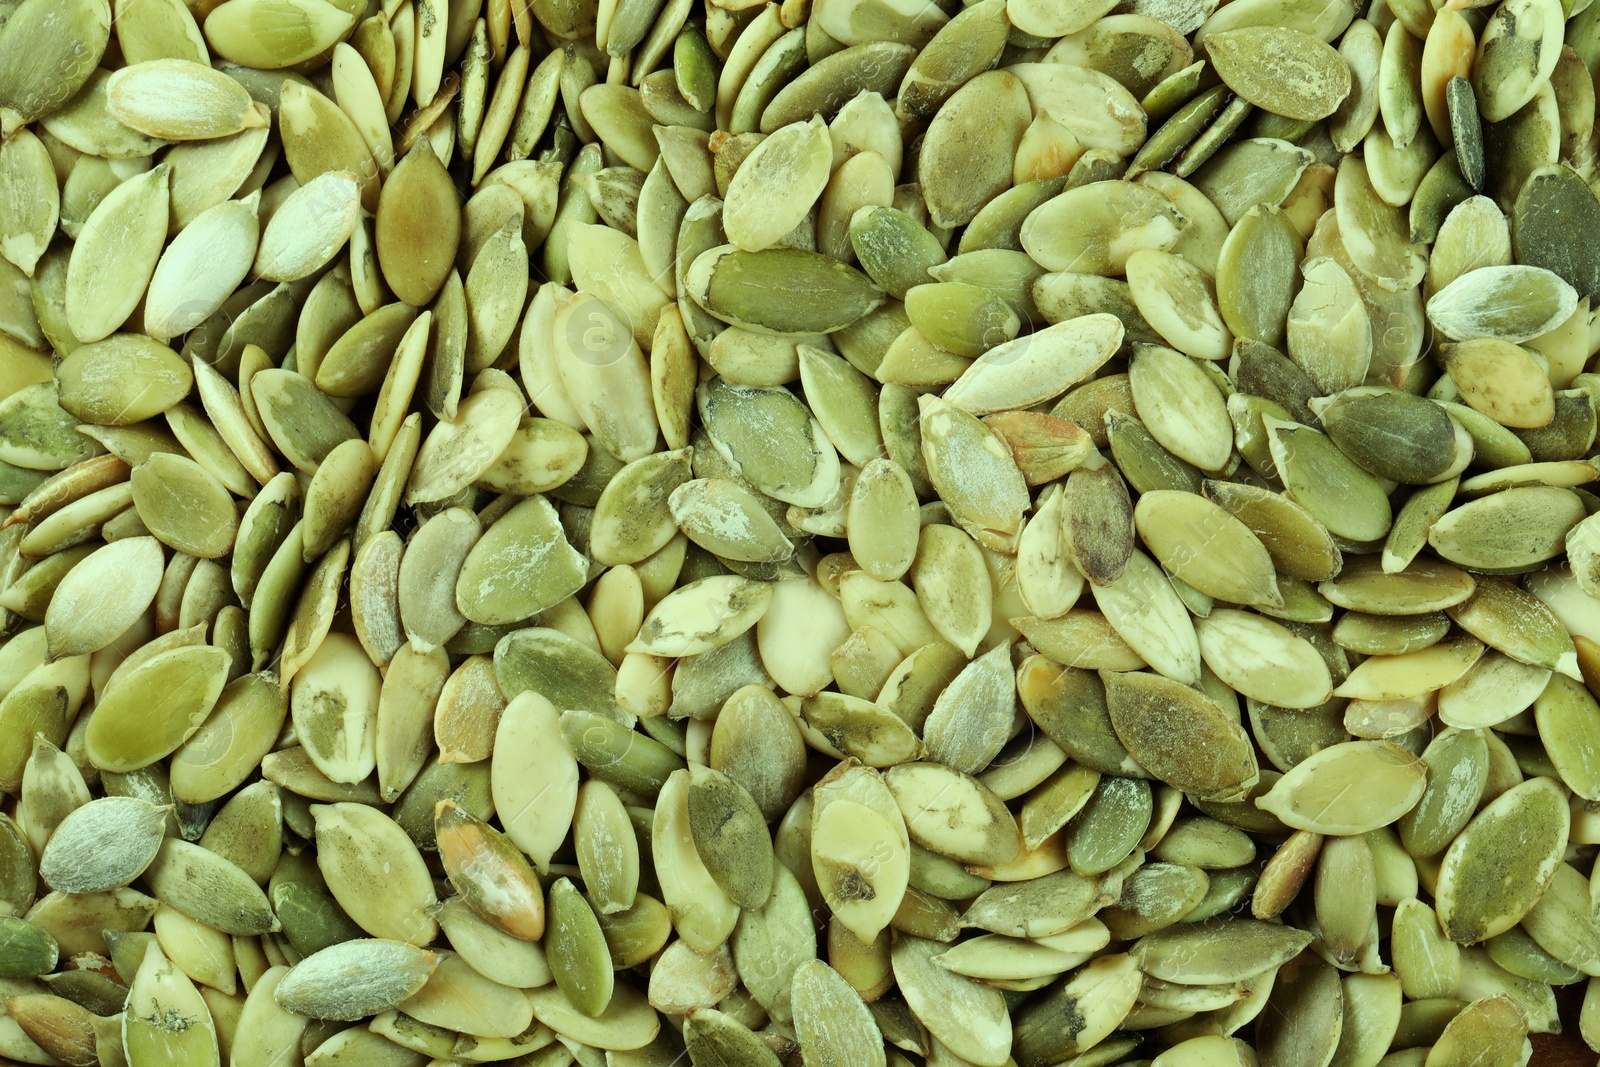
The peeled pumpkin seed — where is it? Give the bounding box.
[1255,739,1427,834]
[1435,776,1568,944]
[0,0,1593,1061]
[64,162,169,345]
[1103,670,1257,800]
[38,796,166,895]
[106,58,266,141]
[1206,26,1353,121]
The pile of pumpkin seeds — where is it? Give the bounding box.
[3,0,1600,1062]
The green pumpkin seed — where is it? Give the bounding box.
[1429,486,1585,570]
[274,939,438,1022]
[1428,265,1579,343]
[1434,776,1568,943]
[790,959,886,1067]
[1207,26,1352,120]
[1104,669,1257,800]
[37,796,166,895]
[1471,0,1564,123]
[124,941,220,1067]
[545,877,614,1018]
[1022,181,1185,276]
[143,837,275,935]
[1266,416,1393,543]
[1512,165,1600,301]
[86,644,231,773]
[0,0,109,135]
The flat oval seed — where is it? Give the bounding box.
[64,163,170,345]
[1134,919,1314,985]
[38,796,167,894]
[759,42,916,132]
[44,536,164,659]
[1207,26,1352,120]
[527,982,661,1051]
[573,779,638,914]
[1519,861,1600,977]
[495,627,620,717]
[685,1008,785,1067]
[687,764,775,908]
[130,452,238,559]
[1436,651,1550,730]
[291,633,381,785]
[1286,256,1372,391]
[886,761,1020,867]
[700,380,840,508]
[376,140,460,307]
[846,459,918,582]
[1093,549,1202,686]
[106,58,264,140]
[590,448,693,565]
[1396,727,1489,861]
[436,799,547,942]
[1335,153,1426,290]
[628,574,773,657]
[892,934,1012,1066]
[1321,556,1476,615]
[0,0,110,132]
[918,394,1029,553]
[1133,490,1281,607]
[1197,609,1333,709]
[921,640,1013,772]
[1435,776,1568,943]
[55,335,195,427]
[1129,344,1232,472]
[943,312,1123,417]
[456,495,588,624]
[1532,673,1600,801]
[1066,775,1152,875]
[1471,0,1563,122]
[124,942,219,1067]
[1255,740,1427,834]
[1021,181,1185,275]
[791,959,887,1067]
[254,171,362,282]
[142,837,276,935]
[919,70,1031,230]
[492,691,579,872]
[312,802,437,946]
[0,383,101,472]
[85,644,231,773]
[1103,669,1258,800]
[0,917,60,981]
[812,779,910,946]
[1126,249,1231,359]
[1443,338,1556,429]
[1446,577,1576,677]
[1266,416,1393,543]
[1012,954,1144,1065]
[273,939,439,1021]
[671,477,794,564]
[654,767,740,951]
[1511,165,1600,303]
[688,244,886,335]
[723,115,832,250]
[170,672,289,804]
[1428,486,1585,570]
[1427,265,1578,344]
[546,877,615,1018]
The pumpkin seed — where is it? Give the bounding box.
[0,0,1596,1060]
